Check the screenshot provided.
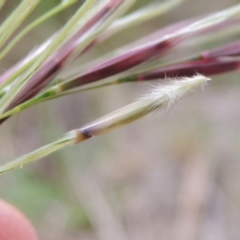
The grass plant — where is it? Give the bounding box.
[0,0,239,173]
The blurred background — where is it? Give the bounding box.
[0,0,240,239]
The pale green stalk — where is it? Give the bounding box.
[0,0,95,112]
[0,0,40,49]
[0,75,209,174]
[202,6,240,27]
[0,37,55,95]
[65,0,136,61]
[167,4,240,38]
[0,81,115,119]
[22,0,94,67]
[103,0,187,39]
[0,0,78,61]
[0,132,76,174]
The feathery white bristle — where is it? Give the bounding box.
[141,74,210,109]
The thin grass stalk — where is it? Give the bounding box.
[0,133,76,174]
[0,0,40,49]
[0,0,78,61]
[101,0,188,40]
[0,75,209,174]
[0,36,54,86]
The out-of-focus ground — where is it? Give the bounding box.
[0,0,240,239]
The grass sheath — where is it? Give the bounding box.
[0,75,209,174]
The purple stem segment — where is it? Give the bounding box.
[136,59,240,81]
[117,40,240,82]
[62,38,179,90]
